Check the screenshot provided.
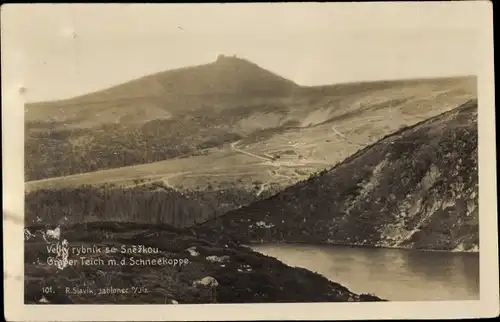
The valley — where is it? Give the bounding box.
[26,64,476,206]
[23,55,480,304]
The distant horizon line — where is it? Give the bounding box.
[24,55,477,105]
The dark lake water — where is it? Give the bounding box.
[251,243,479,301]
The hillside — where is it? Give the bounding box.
[25,55,476,182]
[24,221,383,304]
[25,55,299,126]
[25,55,300,181]
[201,100,479,252]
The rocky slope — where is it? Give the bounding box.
[202,99,479,252]
[24,222,383,304]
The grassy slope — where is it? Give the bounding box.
[24,74,477,231]
[25,57,476,182]
[200,100,479,252]
[24,56,298,181]
[24,222,383,304]
[25,75,476,191]
[24,57,478,249]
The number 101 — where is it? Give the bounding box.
[41,286,53,294]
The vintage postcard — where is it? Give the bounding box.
[2,2,498,321]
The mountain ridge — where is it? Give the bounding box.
[25,54,475,106]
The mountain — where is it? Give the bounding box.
[25,56,477,227]
[25,55,298,128]
[25,55,303,181]
[25,55,476,182]
[201,99,479,252]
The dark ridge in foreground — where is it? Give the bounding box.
[24,222,384,304]
[200,99,479,252]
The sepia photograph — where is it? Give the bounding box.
[2,2,498,321]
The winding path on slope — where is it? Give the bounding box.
[331,126,369,148]
[230,140,274,162]
[230,140,329,197]
[123,172,191,189]
[26,139,325,195]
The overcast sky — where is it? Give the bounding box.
[2,2,482,102]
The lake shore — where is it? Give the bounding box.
[249,242,480,301]
[243,240,480,254]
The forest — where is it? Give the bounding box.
[25,182,264,228]
[25,185,207,228]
